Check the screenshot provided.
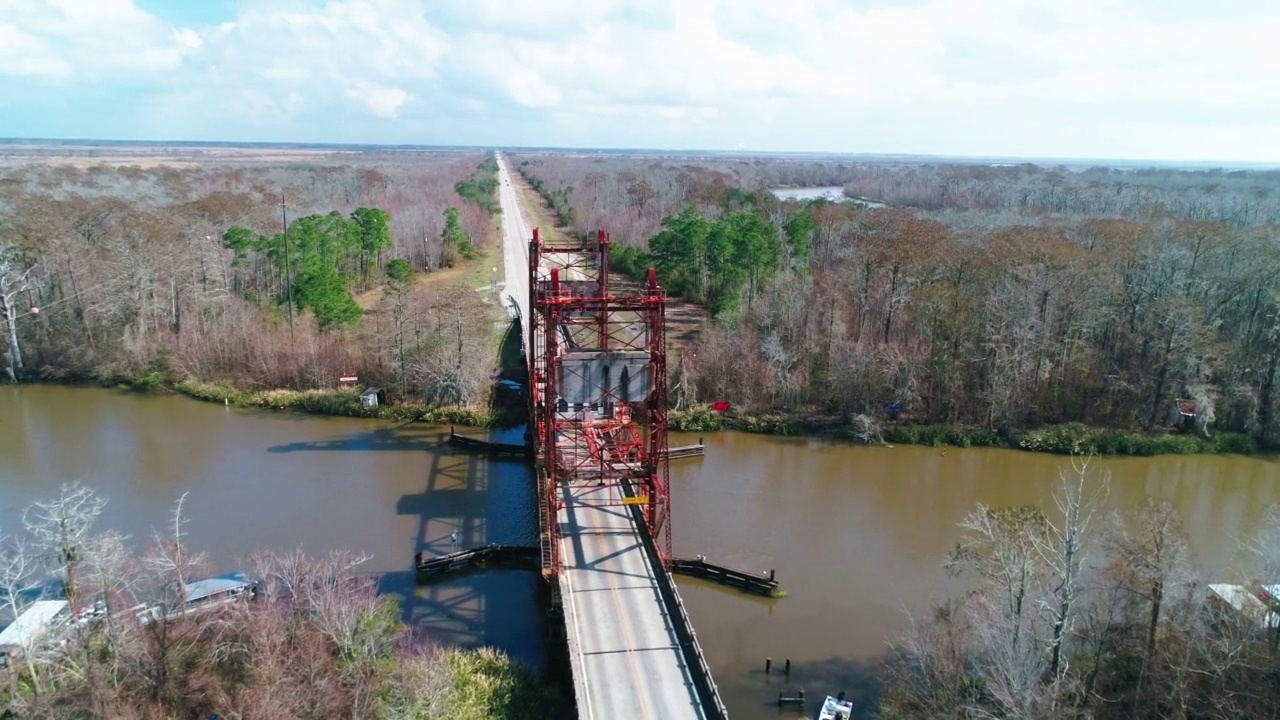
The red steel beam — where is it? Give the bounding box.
[528,227,673,576]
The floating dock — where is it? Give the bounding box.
[414,544,539,580]
[446,428,528,458]
[665,440,706,459]
[670,556,780,596]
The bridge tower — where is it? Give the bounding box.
[528,228,672,578]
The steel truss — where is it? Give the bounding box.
[529,229,671,577]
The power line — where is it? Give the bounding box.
[9,243,194,322]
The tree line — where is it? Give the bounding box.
[839,163,1280,228]
[453,153,500,217]
[508,153,1280,247]
[0,483,565,719]
[515,161,575,228]
[514,155,1280,448]
[882,462,1280,719]
[0,153,502,412]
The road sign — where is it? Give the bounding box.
[622,496,649,505]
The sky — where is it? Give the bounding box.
[1,0,1278,162]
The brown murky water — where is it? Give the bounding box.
[0,385,545,669]
[5,386,1280,718]
[669,431,1280,718]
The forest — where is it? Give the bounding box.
[0,150,505,418]
[0,483,563,719]
[510,153,1280,449]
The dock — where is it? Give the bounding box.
[665,441,705,460]
[447,428,528,458]
[670,556,780,596]
[414,544,539,580]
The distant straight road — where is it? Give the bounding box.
[495,153,531,350]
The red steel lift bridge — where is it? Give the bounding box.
[527,228,672,578]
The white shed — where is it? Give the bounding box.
[0,600,70,667]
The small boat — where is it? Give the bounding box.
[818,694,854,720]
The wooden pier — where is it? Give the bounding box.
[665,440,705,460]
[415,544,540,580]
[670,556,779,596]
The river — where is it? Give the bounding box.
[769,186,886,207]
[5,385,1280,718]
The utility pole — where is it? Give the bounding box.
[280,195,294,334]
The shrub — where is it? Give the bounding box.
[1213,432,1256,454]
[385,258,413,283]
[1017,423,1099,455]
[882,425,1007,449]
[668,404,724,432]
[128,349,177,391]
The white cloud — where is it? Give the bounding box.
[174,27,202,50]
[345,81,408,118]
[0,0,187,78]
[0,0,1278,160]
[0,22,70,77]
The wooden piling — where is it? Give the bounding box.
[777,688,805,706]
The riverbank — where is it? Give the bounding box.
[90,374,1272,457]
[173,380,503,427]
[169,382,1264,456]
[667,404,1262,456]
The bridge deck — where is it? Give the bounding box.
[558,485,706,720]
[497,153,717,720]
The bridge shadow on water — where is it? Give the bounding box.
[264,418,550,673]
[382,437,550,672]
[266,422,449,454]
[260,317,569,693]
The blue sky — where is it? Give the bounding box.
[1,0,1277,161]
[132,0,236,28]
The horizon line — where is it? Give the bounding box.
[2,136,1278,171]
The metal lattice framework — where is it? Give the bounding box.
[528,228,671,577]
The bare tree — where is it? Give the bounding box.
[946,503,1053,716]
[0,241,41,383]
[24,482,107,602]
[1033,456,1109,679]
[881,600,974,718]
[1107,498,1192,689]
[0,533,47,695]
[69,530,135,718]
[1240,504,1280,654]
[130,493,209,706]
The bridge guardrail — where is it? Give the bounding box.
[623,484,729,720]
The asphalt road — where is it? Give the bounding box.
[495,152,531,350]
[496,153,706,719]
[557,485,707,720]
